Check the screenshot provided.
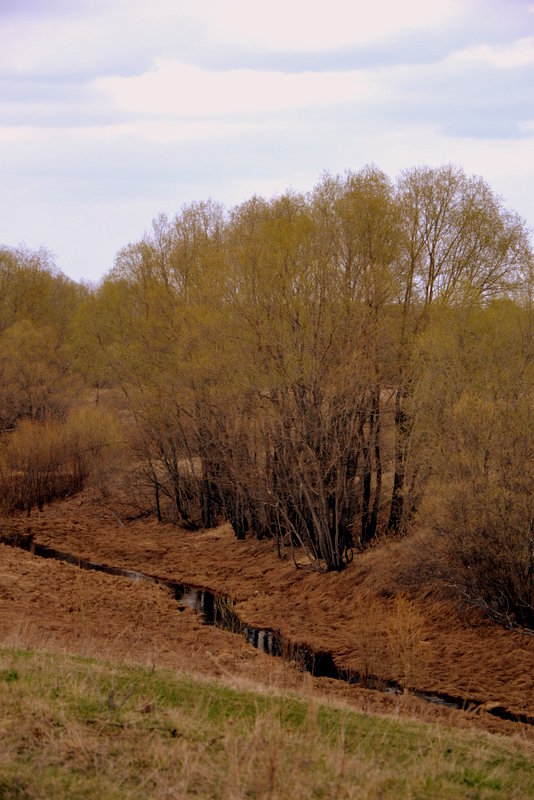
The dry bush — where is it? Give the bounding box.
[350,598,390,686]
[62,406,124,496]
[0,418,64,513]
[385,594,428,690]
[349,591,428,691]
[424,393,534,633]
[0,407,123,513]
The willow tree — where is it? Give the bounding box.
[310,167,402,545]
[96,201,229,527]
[212,169,403,568]
[0,246,84,431]
[415,299,534,631]
[388,164,531,533]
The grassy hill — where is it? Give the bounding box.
[1,646,533,799]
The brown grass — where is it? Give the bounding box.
[2,489,534,738]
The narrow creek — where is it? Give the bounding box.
[2,532,533,727]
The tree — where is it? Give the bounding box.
[0,320,74,431]
[0,245,85,430]
[418,300,534,631]
[215,171,402,567]
[388,164,531,533]
[0,245,82,336]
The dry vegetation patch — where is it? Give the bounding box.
[2,493,534,737]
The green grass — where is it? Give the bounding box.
[0,646,533,799]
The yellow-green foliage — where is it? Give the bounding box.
[0,245,86,430]
[0,320,74,429]
[417,301,534,630]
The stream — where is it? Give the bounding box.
[2,532,533,727]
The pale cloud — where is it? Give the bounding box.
[97,60,377,118]
[188,0,466,51]
[367,35,534,140]
[377,125,534,188]
[0,0,469,78]
[0,118,273,150]
[0,1,197,77]
[450,36,534,68]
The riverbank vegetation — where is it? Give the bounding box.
[1,163,533,631]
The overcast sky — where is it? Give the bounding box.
[1,0,533,283]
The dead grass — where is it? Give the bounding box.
[386,594,429,690]
[3,491,534,737]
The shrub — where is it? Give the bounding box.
[0,408,122,514]
[425,393,534,632]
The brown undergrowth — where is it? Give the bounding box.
[1,489,534,738]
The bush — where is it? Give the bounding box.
[0,408,122,514]
[425,393,534,632]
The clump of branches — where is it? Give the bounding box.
[425,393,534,633]
[0,408,121,515]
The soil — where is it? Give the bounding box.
[1,489,533,739]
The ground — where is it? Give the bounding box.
[1,488,533,740]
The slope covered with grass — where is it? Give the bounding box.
[1,646,533,799]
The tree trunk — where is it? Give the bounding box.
[154,477,162,522]
[388,387,406,533]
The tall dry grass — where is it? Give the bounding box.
[350,592,429,691]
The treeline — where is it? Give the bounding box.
[1,164,534,630]
[0,245,119,513]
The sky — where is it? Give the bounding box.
[1,0,533,284]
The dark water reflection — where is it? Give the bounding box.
[2,533,532,726]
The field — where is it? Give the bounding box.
[1,489,534,721]
[1,646,534,799]
[1,488,534,796]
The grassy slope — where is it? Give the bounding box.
[1,647,533,800]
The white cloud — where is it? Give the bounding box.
[0,0,469,78]
[0,119,276,152]
[187,0,466,51]
[450,36,534,68]
[0,10,115,74]
[375,125,534,226]
[97,59,377,118]
[0,2,191,76]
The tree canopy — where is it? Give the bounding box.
[1,164,534,627]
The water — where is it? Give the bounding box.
[1,532,532,726]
